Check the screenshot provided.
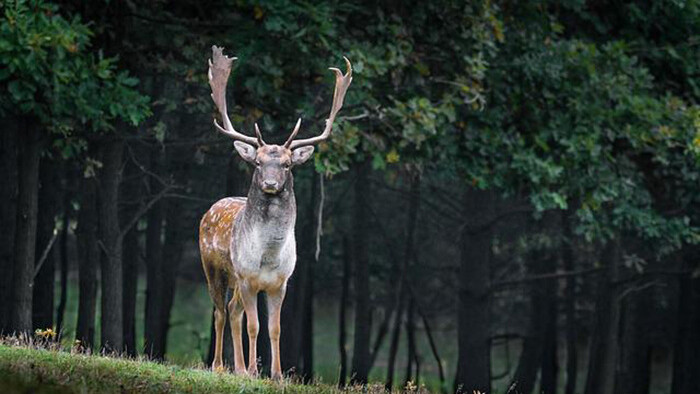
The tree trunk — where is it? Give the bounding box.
[563,211,577,394]
[510,251,546,394]
[144,146,165,358]
[301,256,314,382]
[300,171,320,382]
[540,254,558,394]
[615,288,651,394]
[121,152,141,356]
[338,236,351,387]
[281,170,317,375]
[350,161,371,384]
[76,172,99,349]
[152,197,185,359]
[55,198,70,338]
[11,123,42,334]
[671,248,700,394]
[420,308,446,390]
[32,159,59,331]
[584,240,621,394]
[0,120,18,334]
[385,288,406,390]
[387,174,421,390]
[454,187,493,394]
[98,138,124,352]
[404,296,419,387]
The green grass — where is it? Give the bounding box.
[0,343,406,394]
[49,276,675,394]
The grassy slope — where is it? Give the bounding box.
[0,344,380,394]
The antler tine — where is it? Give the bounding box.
[288,57,353,149]
[208,45,260,146]
[254,123,266,146]
[283,118,302,148]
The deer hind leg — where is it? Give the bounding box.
[228,285,246,375]
[204,266,227,372]
[266,285,287,380]
[240,282,260,376]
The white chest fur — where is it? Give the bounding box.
[230,211,297,291]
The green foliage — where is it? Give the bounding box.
[0,0,150,157]
[462,10,700,250]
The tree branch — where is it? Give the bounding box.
[118,186,172,240]
[33,227,59,279]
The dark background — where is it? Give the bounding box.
[1,1,699,393]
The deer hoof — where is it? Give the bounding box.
[212,365,226,374]
[271,372,283,381]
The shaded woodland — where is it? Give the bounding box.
[1,0,700,393]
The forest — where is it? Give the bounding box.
[1,0,699,393]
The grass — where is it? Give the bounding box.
[53,276,455,390]
[49,276,675,394]
[0,341,420,394]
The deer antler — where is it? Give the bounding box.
[285,57,353,149]
[208,46,261,146]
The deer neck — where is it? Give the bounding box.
[239,175,296,245]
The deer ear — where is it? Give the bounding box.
[291,146,315,165]
[233,141,256,163]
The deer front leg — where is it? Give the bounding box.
[267,285,287,380]
[240,283,259,376]
[228,292,246,375]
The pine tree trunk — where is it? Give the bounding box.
[0,120,18,334]
[350,161,371,384]
[11,123,42,334]
[454,188,493,393]
[76,172,99,349]
[98,138,124,352]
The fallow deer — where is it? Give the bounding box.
[199,46,352,379]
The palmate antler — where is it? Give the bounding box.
[208,46,263,146]
[285,57,353,149]
[208,45,352,149]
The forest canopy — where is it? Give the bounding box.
[1,0,699,393]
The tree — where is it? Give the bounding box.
[0,0,149,340]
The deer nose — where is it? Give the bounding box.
[262,180,279,192]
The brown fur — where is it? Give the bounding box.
[199,200,244,318]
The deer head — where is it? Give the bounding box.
[208,46,352,195]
